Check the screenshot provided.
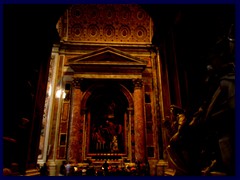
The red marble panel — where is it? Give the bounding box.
[146,134,153,146]
[62,103,69,121]
[59,147,66,158]
[60,122,67,133]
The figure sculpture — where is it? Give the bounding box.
[165,61,235,176]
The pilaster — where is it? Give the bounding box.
[133,78,146,162]
[67,78,82,162]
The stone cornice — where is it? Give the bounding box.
[67,47,148,75]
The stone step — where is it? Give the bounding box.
[164,168,176,176]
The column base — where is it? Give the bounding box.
[48,161,57,176]
[155,160,168,176]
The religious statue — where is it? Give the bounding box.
[165,60,235,175]
[111,135,119,152]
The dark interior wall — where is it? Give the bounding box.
[3,3,67,139]
[174,4,235,113]
[145,4,235,115]
[3,4,68,173]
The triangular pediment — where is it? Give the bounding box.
[67,47,148,73]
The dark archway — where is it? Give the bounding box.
[81,81,133,158]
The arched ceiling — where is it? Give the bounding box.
[57,4,153,44]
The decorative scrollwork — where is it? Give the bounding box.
[133,78,143,89]
[72,78,81,89]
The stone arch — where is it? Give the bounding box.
[80,81,134,155]
[81,82,133,111]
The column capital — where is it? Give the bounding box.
[133,78,143,89]
[72,78,81,89]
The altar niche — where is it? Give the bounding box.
[85,83,130,158]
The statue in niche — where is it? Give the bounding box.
[111,135,119,152]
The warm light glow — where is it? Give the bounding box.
[56,89,62,98]
[62,91,66,99]
[56,89,66,99]
[48,85,52,96]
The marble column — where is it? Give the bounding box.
[133,79,146,162]
[67,78,82,162]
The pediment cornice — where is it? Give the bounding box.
[67,47,148,73]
